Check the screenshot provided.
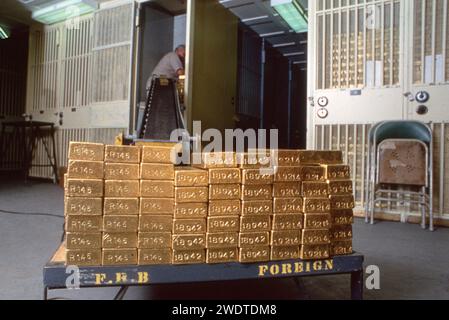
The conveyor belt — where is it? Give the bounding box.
[139,77,185,141]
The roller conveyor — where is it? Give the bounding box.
[138,77,185,141]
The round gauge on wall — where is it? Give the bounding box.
[317,96,329,107]
[317,108,329,119]
[415,91,430,103]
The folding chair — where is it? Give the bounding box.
[365,121,433,231]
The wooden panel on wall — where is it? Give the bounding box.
[187,0,238,134]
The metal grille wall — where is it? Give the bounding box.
[91,3,133,103]
[28,16,93,112]
[316,0,401,89]
[413,0,449,84]
[314,123,449,220]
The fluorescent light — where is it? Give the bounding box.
[273,42,296,48]
[32,0,97,25]
[283,51,304,57]
[260,31,285,37]
[271,0,308,33]
[242,15,269,23]
[0,26,9,39]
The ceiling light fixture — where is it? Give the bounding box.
[271,0,308,33]
[31,0,98,25]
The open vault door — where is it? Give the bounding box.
[90,0,136,132]
[185,0,238,134]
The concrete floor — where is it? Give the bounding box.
[0,177,448,300]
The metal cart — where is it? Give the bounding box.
[43,244,364,300]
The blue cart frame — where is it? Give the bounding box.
[43,244,364,300]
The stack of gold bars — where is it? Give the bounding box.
[64,142,355,266]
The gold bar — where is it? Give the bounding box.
[104,163,140,180]
[302,182,329,198]
[174,203,208,219]
[329,195,355,210]
[273,167,301,182]
[209,168,241,184]
[272,214,303,231]
[330,240,353,256]
[273,183,301,198]
[322,164,351,180]
[239,232,270,248]
[206,232,239,248]
[241,169,273,185]
[138,249,172,265]
[65,215,102,232]
[174,167,208,187]
[104,198,139,216]
[141,144,181,164]
[330,225,353,241]
[271,150,300,167]
[193,152,236,168]
[304,213,331,229]
[298,150,343,165]
[139,215,173,232]
[207,216,240,233]
[65,197,103,216]
[141,163,175,181]
[328,180,354,196]
[172,234,206,250]
[173,218,206,234]
[207,248,238,264]
[67,160,104,179]
[140,198,174,215]
[239,246,270,263]
[172,249,206,265]
[140,180,174,198]
[273,198,303,214]
[302,229,331,245]
[68,142,104,161]
[175,187,208,203]
[241,200,272,216]
[66,179,103,197]
[103,216,139,232]
[104,145,140,163]
[303,198,331,213]
[300,244,330,260]
[208,200,241,216]
[66,233,102,249]
[138,232,172,249]
[240,216,271,232]
[271,230,301,246]
[331,210,354,226]
[105,180,139,198]
[66,249,101,266]
[236,152,272,169]
[300,166,326,182]
[102,249,138,265]
[240,185,272,201]
[270,246,300,261]
[209,184,240,200]
[102,232,138,249]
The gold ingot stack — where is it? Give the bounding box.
[172,166,208,265]
[271,150,303,262]
[102,145,140,266]
[65,142,105,266]
[196,152,240,264]
[138,143,178,265]
[298,150,343,260]
[239,152,273,263]
[323,164,355,256]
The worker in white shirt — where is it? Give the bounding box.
[146,45,185,89]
